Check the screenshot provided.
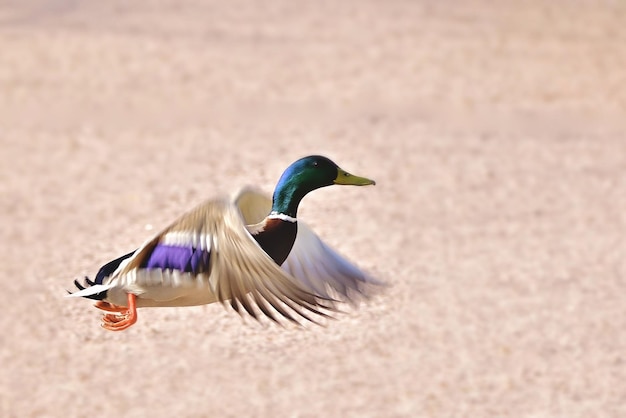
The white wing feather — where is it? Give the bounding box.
[282,221,382,300]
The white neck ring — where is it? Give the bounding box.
[268,212,297,223]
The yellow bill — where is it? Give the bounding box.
[334,167,376,186]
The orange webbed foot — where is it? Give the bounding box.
[99,293,138,331]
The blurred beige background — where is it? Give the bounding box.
[1,1,625,417]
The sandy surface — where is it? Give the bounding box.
[1,1,625,416]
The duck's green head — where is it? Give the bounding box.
[271,155,375,218]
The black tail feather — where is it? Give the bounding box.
[93,250,136,284]
[69,277,107,300]
[69,249,137,301]
[73,279,86,291]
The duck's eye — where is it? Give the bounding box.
[312,161,319,167]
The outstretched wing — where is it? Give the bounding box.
[234,188,383,302]
[233,186,273,224]
[118,196,334,323]
[281,222,383,301]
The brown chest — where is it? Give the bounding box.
[252,218,298,266]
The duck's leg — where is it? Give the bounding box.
[94,301,128,313]
[100,293,138,331]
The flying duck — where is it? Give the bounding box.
[68,155,380,331]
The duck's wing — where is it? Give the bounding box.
[117,197,334,323]
[234,188,383,302]
[233,186,273,224]
[282,221,383,301]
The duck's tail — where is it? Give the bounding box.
[66,250,136,300]
[66,279,116,300]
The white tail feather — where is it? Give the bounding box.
[66,283,115,298]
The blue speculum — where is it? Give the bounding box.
[142,244,210,274]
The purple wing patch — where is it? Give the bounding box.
[142,244,210,274]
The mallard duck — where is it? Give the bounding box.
[68,155,380,331]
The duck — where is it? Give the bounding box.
[68,155,380,331]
